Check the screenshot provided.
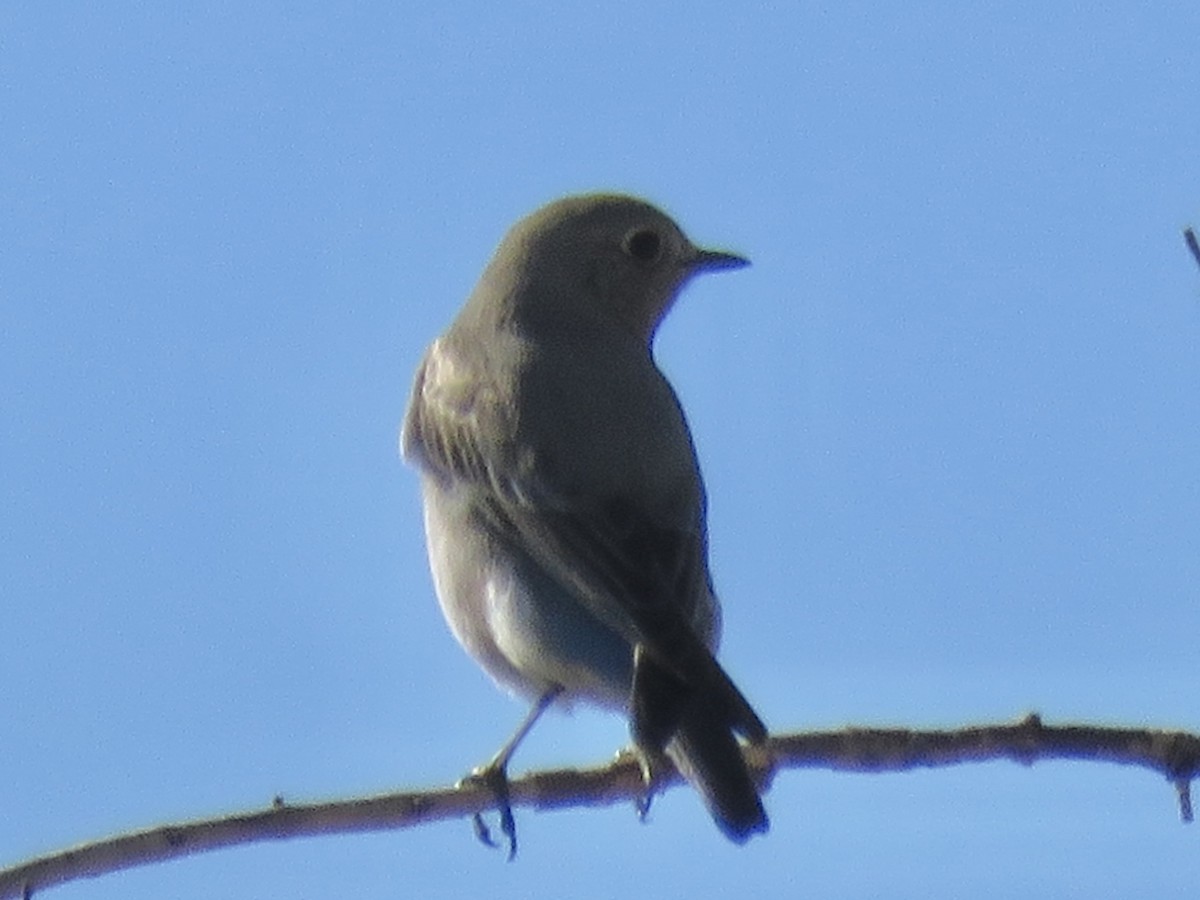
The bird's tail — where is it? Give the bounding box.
[668,696,768,842]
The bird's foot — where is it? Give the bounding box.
[456,687,563,860]
[616,746,665,823]
[459,761,518,861]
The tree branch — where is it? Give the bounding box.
[1186,227,1200,272]
[3,714,1198,898]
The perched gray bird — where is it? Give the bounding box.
[402,193,768,848]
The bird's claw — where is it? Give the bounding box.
[461,763,518,861]
[617,745,662,823]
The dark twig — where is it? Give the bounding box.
[3,715,1198,898]
[1185,227,1200,272]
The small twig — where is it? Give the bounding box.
[1177,779,1194,823]
[1185,227,1200,272]
[2,715,1198,898]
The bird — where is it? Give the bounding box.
[401,193,769,852]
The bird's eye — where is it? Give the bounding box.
[623,228,662,264]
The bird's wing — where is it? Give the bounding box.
[403,336,766,741]
[402,336,505,491]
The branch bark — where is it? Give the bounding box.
[3,714,1198,898]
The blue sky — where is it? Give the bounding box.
[3,3,1200,897]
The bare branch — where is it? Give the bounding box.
[3,714,1198,898]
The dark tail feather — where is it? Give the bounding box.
[668,698,768,843]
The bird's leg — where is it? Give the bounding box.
[628,643,686,822]
[621,744,668,822]
[461,685,562,860]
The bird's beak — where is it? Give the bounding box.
[690,247,750,272]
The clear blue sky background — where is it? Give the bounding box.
[3,3,1200,897]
